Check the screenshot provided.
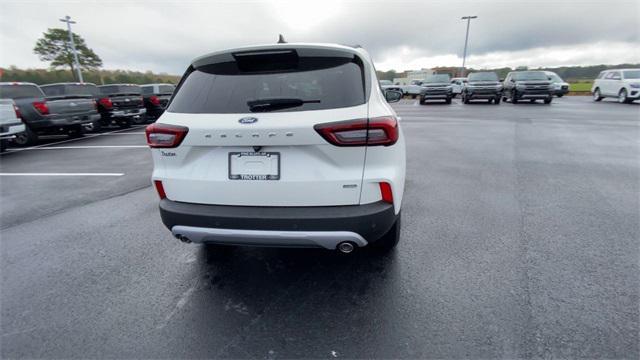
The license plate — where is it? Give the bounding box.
[228,152,280,180]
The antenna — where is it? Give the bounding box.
[277,34,287,44]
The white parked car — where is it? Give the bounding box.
[147,43,406,254]
[379,80,403,94]
[450,77,467,96]
[592,68,640,103]
[0,99,26,152]
[403,79,424,98]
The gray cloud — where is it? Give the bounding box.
[1,0,638,73]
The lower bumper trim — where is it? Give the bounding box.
[171,225,367,249]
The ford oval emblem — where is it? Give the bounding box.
[239,117,258,124]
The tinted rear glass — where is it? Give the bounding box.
[141,86,154,95]
[468,72,498,81]
[99,85,142,95]
[158,85,174,94]
[0,84,44,99]
[168,56,365,113]
[41,84,98,97]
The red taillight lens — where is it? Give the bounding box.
[98,97,113,109]
[145,123,189,148]
[149,95,160,106]
[154,180,166,199]
[379,182,393,204]
[314,116,398,147]
[13,105,21,119]
[32,101,49,115]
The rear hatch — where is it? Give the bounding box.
[99,85,144,110]
[46,97,96,116]
[0,99,19,126]
[156,48,369,207]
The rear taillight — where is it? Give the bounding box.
[314,116,398,146]
[145,123,189,148]
[98,97,113,109]
[13,104,21,119]
[379,182,393,204]
[149,95,160,106]
[32,101,49,115]
[154,180,166,199]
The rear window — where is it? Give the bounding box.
[141,86,154,95]
[0,84,44,99]
[99,85,142,95]
[168,56,365,113]
[158,85,174,94]
[41,84,98,97]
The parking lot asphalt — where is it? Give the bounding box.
[1,96,638,358]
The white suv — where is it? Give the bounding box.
[146,43,406,254]
[592,68,640,103]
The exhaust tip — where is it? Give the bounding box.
[337,241,355,254]
[174,234,192,243]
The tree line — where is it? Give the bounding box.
[0,66,180,85]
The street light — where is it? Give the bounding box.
[59,15,83,82]
[459,15,477,78]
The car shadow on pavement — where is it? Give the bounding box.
[182,245,403,357]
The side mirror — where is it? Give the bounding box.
[385,90,403,103]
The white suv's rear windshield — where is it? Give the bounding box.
[168,57,366,113]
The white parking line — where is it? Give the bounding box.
[33,145,148,150]
[2,126,146,155]
[0,173,124,176]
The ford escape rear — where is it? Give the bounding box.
[147,43,406,253]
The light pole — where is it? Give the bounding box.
[459,15,477,77]
[59,15,83,82]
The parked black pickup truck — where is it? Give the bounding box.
[97,84,147,128]
[41,82,103,132]
[462,71,503,104]
[502,71,554,104]
[0,82,100,145]
[141,83,174,120]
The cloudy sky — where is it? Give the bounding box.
[1,0,639,74]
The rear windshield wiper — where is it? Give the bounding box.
[247,98,320,112]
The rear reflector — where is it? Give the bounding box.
[154,180,166,199]
[379,182,393,204]
[314,116,398,146]
[145,123,189,148]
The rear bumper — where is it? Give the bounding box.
[159,199,397,248]
[110,108,146,118]
[0,123,26,139]
[29,113,100,130]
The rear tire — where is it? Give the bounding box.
[371,214,401,253]
[445,97,452,104]
[463,94,470,104]
[13,126,38,147]
[544,97,553,104]
[419,97,426,105]
[118,119,132,128]
[0,139,6,153]
[557,94,564,98]
[411,94,417,99]
[67,125,85,138]
[511,91,518,104]
[494,97,501,105]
